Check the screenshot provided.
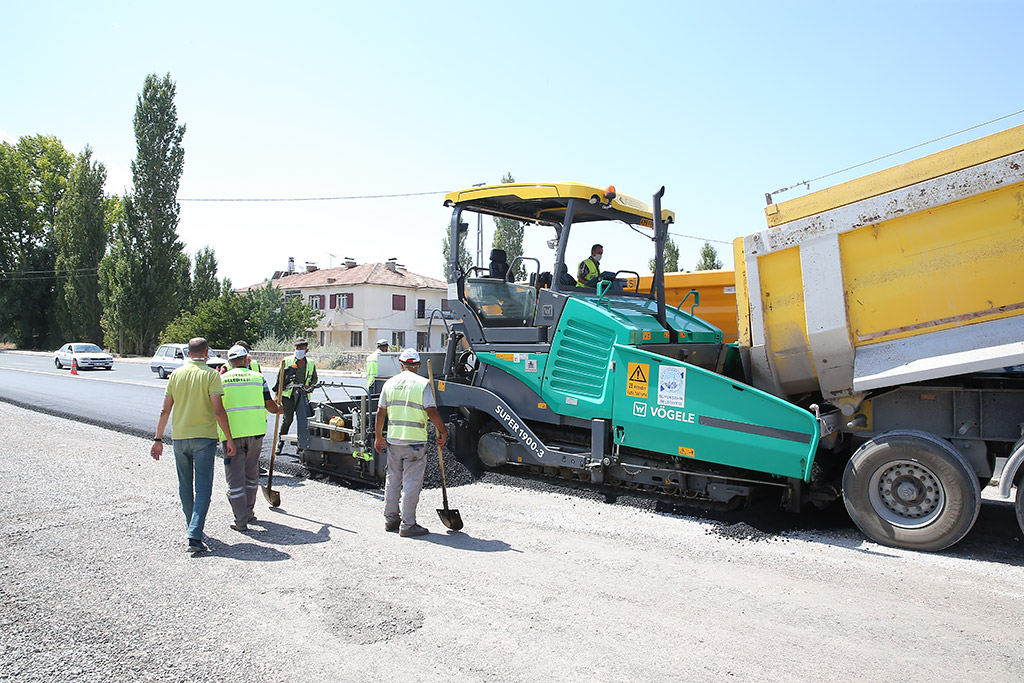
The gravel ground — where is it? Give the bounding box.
[2,402,1024,682]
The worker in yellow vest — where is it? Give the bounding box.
[374,348,448,537]
[276,337,318,454]
[366,338,389,392]
[577,243,603,287]
[234,340,261,373]
[219,345,281,531]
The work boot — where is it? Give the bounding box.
[385,520,400,533]
[399,524,429,537]
[187,538,209,553]
[230,522,248,532]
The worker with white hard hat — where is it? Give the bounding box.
[374,348,448,537]
[366,338,390,392]
[219,345,281,531]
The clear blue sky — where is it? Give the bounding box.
[2,1,1021,288]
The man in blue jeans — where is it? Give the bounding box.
[151,337,236,553]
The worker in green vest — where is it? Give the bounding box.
[366,338,389,392]
[374,348,448,537]
[276,337,318,454]
[219,345,281,531]
[577,243,603,287]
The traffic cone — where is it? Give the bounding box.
[70,358,78,375]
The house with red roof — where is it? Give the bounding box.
[239,258,449,351]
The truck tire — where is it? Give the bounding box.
[843,430,981,552]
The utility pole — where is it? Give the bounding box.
[473,181,486,268]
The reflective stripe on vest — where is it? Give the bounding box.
[366,350,379,390]
[577,257,599,287]
[218,368,267,439]
[281,355,316,398]
[383,372,429,442]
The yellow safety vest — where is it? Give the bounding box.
[248,358,261,373]
[577,257,599,287]
[366,350,379,390]
[281,355,316,398]
[382,372,429,442]
[217,368,267,440]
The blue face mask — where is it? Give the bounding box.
[294,349,306,360]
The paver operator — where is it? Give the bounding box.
[276,337,318,454]
[219,345,281,532]
[366,338,389,391]
[374,348,448,537]
[151,337,235,554]
[577,243,603,287]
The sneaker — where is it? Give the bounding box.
[385,520,400,533]
[230,523,248,532]
[187,538,209,553]
[399,524,429,537]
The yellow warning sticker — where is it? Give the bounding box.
[678,446,695,458]
[537,402,547,410]
[642,331,651,341]
[437,381,446,392]
[626,362,649,398]
[496,353,514,361]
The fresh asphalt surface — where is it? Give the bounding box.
[1,350,1021,561]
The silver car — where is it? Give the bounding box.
[150,343,225,379]
[54,343,113,370]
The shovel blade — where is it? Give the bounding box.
[262,485,281,508]
[437,507,463,531]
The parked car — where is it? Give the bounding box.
[54,343,113,370]
[150,344,226,378]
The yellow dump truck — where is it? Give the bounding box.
[734,123,1024,550]
[635,270,739,343]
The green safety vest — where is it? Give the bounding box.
[577,256,599,287]
[281,355,316,398]
[248,358,261,373]
[217,368,267,440]
[366,350,379,390]
[382,371,429,442]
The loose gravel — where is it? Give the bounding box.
[3,402,1024,682]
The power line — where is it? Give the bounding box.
[766,107,1024,203]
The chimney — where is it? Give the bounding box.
[344,257,357,269]
[287,257,295,273]
[305,262,318,273]
[385,258,398,272]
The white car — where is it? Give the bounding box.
[150,343,226,379]
[54,343,114,370]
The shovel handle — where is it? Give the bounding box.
[427,360,450,509]
[267,359,287,490]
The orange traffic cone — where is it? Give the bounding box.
[70,358,78,375]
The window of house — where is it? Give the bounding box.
[392,331,405,347]
[416,299,426,319]
[440,299,451,312]
[392,294,406,311]
[350,331,362,347]
[340,293,354,309]
[319,331,325,345]
[309,295,325,310]
[417,331,428,350]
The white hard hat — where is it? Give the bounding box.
[376,338,390,347]
[398,348,420,363]
[226,344,249,360]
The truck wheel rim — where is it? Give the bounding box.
[867,459,945,529]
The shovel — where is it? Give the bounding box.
[262,359,285,508]
[428,360,463,531]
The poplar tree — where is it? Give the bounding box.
[648,236,680,274]
[695,241,723,270]
[491,171,525,280]
[54,146,109,342]
[191,246,220,305]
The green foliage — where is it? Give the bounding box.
[174,252,192,313]
[0,135,74,348]
[191,246,220,305]
[103,73,187,354]
[648,236,680,274]
[159,284,323,350]
[696,241,723,271]
[492,171,526,281]
[442,221,473,276]
[54,146,109,343]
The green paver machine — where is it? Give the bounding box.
[436,183,820,510]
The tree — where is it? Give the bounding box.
[0,135,73,348]
[174,252,192,313]
[191,246,220,305]
[648,236,680,274]
[696,241,723,271]
[53,146,109,343]
[442,222,473,276]
[101,73,187,354]
[492,171,525,281]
